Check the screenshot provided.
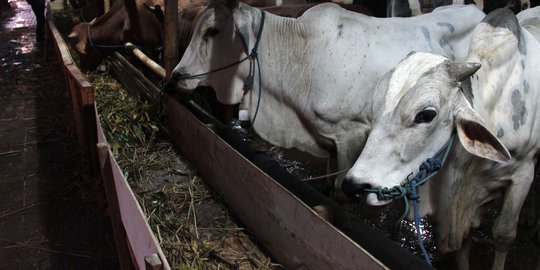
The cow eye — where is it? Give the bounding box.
[414,109,437,124]
[203,27,219,39]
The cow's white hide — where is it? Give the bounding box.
[171,1,484,196]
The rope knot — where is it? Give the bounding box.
[407,179,421,201]
[420,158,442,173]
[375,186,406,201]
[408,193,420,201]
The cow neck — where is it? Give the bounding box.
[86,23,131,50]
[242,11,265,130]
[255,15,311,109]
[84,0,136,51]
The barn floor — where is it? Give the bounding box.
[0,0,119,268]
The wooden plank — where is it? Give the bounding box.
[64,66,87,149]
[97,142,136,270]
[47,20,75,66]
[48,19,95,152]
[96,112,171,270]
[48,17,169,270]
[164,0,178,78]
[163,96,387,270]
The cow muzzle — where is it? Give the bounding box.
[341,175,392,206]
[169,70,199,94]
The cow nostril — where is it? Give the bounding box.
[170,71,192,84]
[341,178,372,201]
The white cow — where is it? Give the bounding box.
[384,0,531,17]
[170,0,485,197]
[342,7,540,270]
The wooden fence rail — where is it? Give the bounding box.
[46,19,170,270]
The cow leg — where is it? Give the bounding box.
[473,0,483,11]
[456,236,471,270]
[387,0,414,17]
[408,0,422,16]
[491,162,535,270]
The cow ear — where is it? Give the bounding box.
[68,31,78,39]
[450,62,481,82]
[454,103,511,163]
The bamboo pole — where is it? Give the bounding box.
[125,42,166,79]
[104,0,110,13]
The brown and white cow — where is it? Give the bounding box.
[67,0,172,69]
[342,7,540,270]
[67,0,353,70]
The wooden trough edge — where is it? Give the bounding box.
[106,51,434,269]
[46,19,170,270]
[163,97,388,270]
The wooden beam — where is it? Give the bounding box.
[97,142,136,270]
[164,0,179,79]
[104,0,110,13]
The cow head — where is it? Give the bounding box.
[170,0,260,104]
[342,52,510,207]
[68,0,164,58]
[68,20,94,55]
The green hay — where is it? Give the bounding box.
[88,70,282,270]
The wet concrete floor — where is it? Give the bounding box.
[0,0,118,268]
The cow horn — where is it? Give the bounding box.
[68,31,78,39]
[452,62,481,82]
[144,3,155,10]
[89,17,97,25]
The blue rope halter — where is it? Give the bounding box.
[174,11,266,130]
[363,134,454,265]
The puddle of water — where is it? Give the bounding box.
[3,0,31,30]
